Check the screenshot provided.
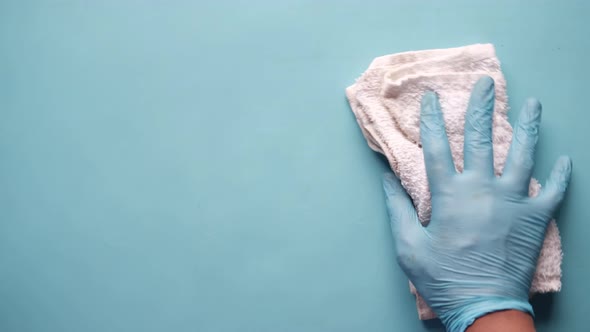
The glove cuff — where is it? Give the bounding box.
[440,297,533,332]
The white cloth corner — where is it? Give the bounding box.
[346,44,562,320]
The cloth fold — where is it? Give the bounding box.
[346,44,562,320]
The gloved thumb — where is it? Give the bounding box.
[382,173,422,242]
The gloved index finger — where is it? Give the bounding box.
[420,91,456,193]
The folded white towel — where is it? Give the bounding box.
[346,44,562,320]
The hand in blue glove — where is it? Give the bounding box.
[382,76,572,332]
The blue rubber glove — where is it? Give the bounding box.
[382,76,572,332]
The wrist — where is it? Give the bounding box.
[467,310,535,332]
[439,297,533,332]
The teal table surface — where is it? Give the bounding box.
[1,1,589,331]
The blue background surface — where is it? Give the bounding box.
[1,1,588,331]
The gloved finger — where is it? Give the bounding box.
[534,156,572,216]
[382,173,423,241]
[420,91,455,193]
[463,76,495,176]
[502,99,542,193]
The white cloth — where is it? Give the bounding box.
[346,44,562,320]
